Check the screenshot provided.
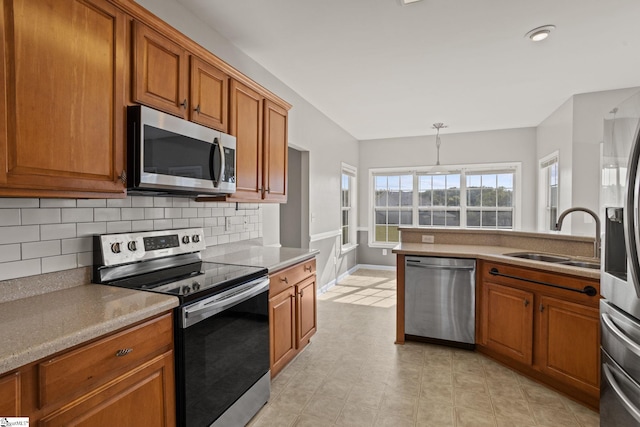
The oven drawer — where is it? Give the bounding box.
[270,259,316,296]
[38,313,173,408]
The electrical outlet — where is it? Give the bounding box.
[382,249,388,256]
[225,217,232,231]
[422,235,435,243]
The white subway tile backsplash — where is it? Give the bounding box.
[0,209,21,226]
[106,198,132,208]
[77,222,107,237]
[172,219,190,228]
[0,225,40,244]
[61,237,93,254]
[144,208,164,219]
[22,208,61,225]
[0,259,41,281]
[0,244,20,262]
[42,254,77,274]
[40,199,77,208]
[22,240,61,259]
[121,208,145,221]
[41,224,76,240]
[94,208,121,222]
[62,208,94,223]
[153,219,173,230]
[77,199,106,208]
[131,220,154,231]
[0,196,263,282]
[0,198,39,208]
[164,208,182,219]
[106,221,132,233]
[131,196,154,207]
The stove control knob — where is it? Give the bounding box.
[192,282,201,291]
[127,241,137,251]
[110,242,121,254]
[182,236,190,244]
[192,234,200,243]
[182,285,191,295]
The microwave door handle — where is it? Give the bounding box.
[217,137,225,186]
[624,122,640,297]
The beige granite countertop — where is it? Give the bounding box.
[0,284,178,375]
[392,242,600,280]
[204,246,319,272]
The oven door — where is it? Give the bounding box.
[176,277,270,427]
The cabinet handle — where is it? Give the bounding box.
[540,304,545,312]
[117,170,127,184]
[280,277,288,284]
[115,348,133,357]
[524,299,529,307]
[180,99,188,109]
[258,187,264,194]
[488,268,598,296]
[266,187,271,193]
[299,289,304,297]
[304,265,312,272]
[194,104,201,114]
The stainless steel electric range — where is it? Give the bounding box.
[92,228,270,427]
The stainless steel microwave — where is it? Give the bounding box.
[127,105,236,196]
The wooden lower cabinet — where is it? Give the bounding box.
[269,259,317,377]
[477,261,601,409]
[0,372,21,416]
[481,282,534,365]
[3,313,175,425]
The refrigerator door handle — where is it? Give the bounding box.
[602,362,640,423]
[624,120,640,298]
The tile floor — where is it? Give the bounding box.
[249,268,600,427]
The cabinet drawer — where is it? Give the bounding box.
[270,259,316,296]
[38,313,173,408]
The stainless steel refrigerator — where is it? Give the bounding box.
[600,90,640,426]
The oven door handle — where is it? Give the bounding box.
[182,277,269,328]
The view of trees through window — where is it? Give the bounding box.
[373,169,516,243]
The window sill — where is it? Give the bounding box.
[340,243,358,255]
[368,242,399,249]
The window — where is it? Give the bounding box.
[370,164,520,245]
[539,154,559,231]
[341,163,357,250]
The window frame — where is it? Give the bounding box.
[538,152,559,232]
[369,162,522,248]
[341,163,358,253]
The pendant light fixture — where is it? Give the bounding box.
[430,122,448,173]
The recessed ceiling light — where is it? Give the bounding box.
[399,0,423,5]
[525,25,556,42]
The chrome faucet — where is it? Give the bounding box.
[554,207,601,259]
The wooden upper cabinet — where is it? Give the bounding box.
[190,56,229,132]
[537,295,600,396]
[264,100,288,202]
[132,21,188,118]
[0,0,127,198]
[229,80,264,201]
[481,281,534,365]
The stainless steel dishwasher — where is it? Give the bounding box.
[404,256,476,347]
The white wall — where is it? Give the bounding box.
[357,127,538,230]
[536,87,639,236]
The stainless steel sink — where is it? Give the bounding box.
[558,260,601,270]
[504,252,571,263]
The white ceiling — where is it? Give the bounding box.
[177,0,640,140]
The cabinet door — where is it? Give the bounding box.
[39,352,175,427]
[538,295,600,397]
[133,22,188,118]
[190,56,229,132]
[269,287,296,377]
[296,275,317,347]
[0,0,126,197]
[0,372,20,416]
[263,99,288,202]
[481,282,534,365]
[229,80,264,200]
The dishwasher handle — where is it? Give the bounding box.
[406,261,475,272]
